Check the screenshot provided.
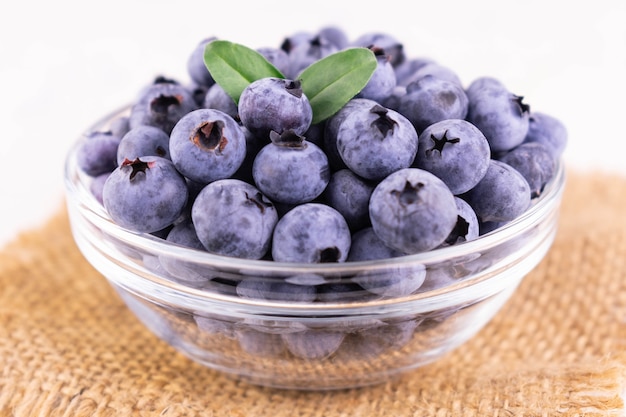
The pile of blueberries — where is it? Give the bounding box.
[77,26,567,276]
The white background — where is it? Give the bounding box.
[1,0,625,246]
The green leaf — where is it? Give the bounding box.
[203,40,284,104]
[298,48,377,124]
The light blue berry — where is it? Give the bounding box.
[169,108,247,184]
[336,104,418,181]
[191,179,278,259]
[271,203,351,263]
[252,131,330,205]
[369,168,457,253]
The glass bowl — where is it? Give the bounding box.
[64,106,566,390]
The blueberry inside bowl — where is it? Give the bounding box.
[63,28,568,390]
[64,102,565,390]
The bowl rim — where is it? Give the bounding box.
[64,104,566,313]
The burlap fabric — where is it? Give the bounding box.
[0,170,625,416]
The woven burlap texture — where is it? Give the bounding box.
[0,170,625,417]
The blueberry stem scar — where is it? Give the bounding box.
[512,95,530,115]
[193,121,228,153]
[269,130,307,148]
[427,129,460,155]
[391,181,425,206]
[285,79,303,98]
[121,157,156,181]
[319,246,341,263]
[150,94,183,115]
[369,104,397,137]
[245,191,273,214]
[445,215,470,245]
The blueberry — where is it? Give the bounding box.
[282,329,345,360]
[318,26,349,50]
[347,227,404,261]
[413,119,491,195]
[351,32,405,67]
[323,98,379,171]
[323,169,375,231]
[325,99,378,142]
[336,104,418,181]
[369,168,458,254]
[109,116,131,139]
[380,85,407,112]
[238,77,313,139]
[398,75,469,133]
[465,76,503,95]
[236,328,285,358]
[524,112,568,159]
[252,131,330,205]
[187,37,217,87]
[164,218,205,250]
[191,179,278,259]
[116,125,170,165]
[160,219,211,286]
[256,46,291,76]
[394,57,437,86]
[415,307,461,332]
[134,75,182,99]
[102,156,188,233]
[286,34,339,78]
[420,259,471,292]
[76,130,121,177]
[235,279,317,302]
[129,82,198,135]
[194,313,236,339]
[352,263,426,297]
[441,197,480,246]
[347,230,426,297]
[340,319,418,359]
[169,108,247,184]
[184,177,206,206]
[89,172,110,205]
[280,31,314,54]
[466,76,530,152]
[202,83,238,120]
[302,121,325,149]
[460,159,531,223]
[230,126,267,184]
[356,47,397,103]
[271,203,351,263]
[498,142,556,198]
[399,62,463,87]
[188,81,210,107]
